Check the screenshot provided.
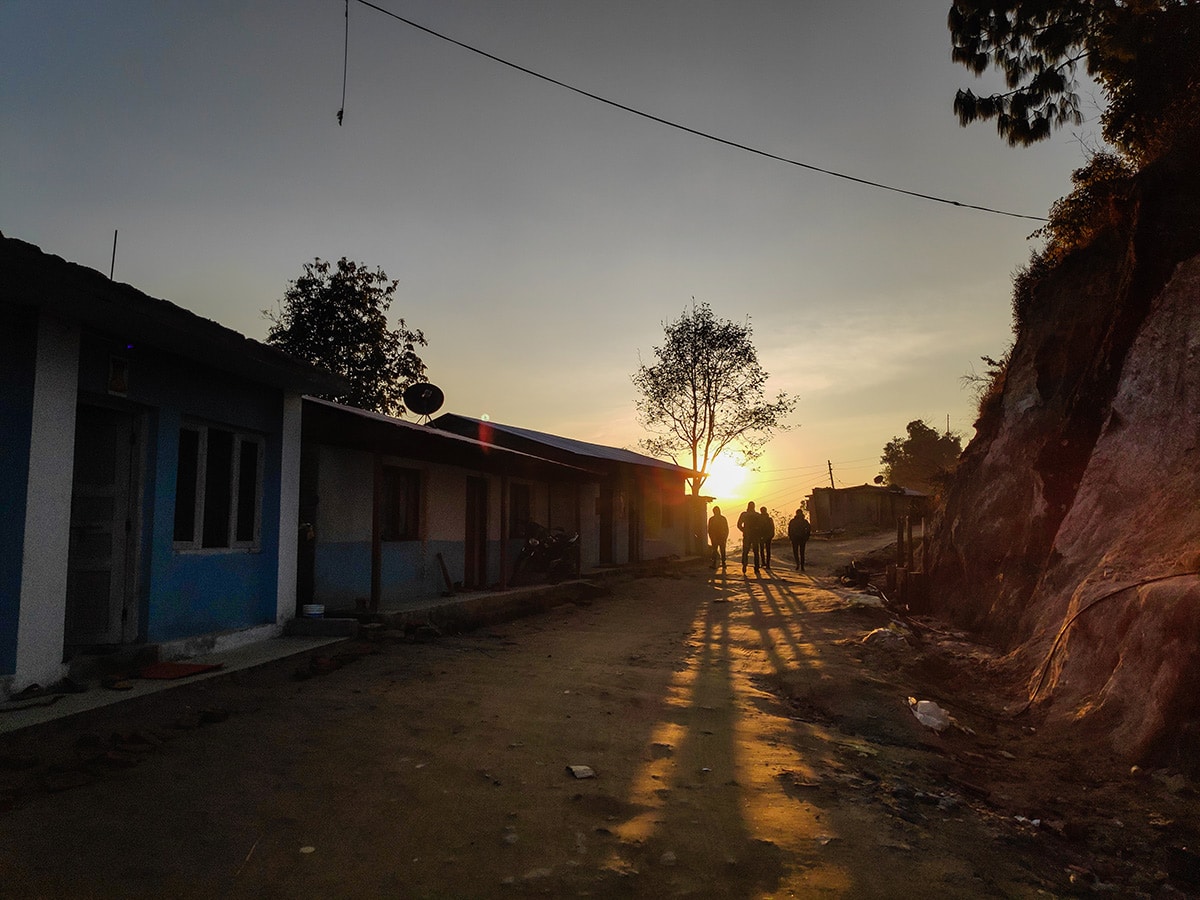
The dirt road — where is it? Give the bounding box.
[1,535,1194,898]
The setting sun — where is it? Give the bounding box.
[700,455,749,501]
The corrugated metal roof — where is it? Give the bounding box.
[1,234,344,395]
[812,484,928,498]
[433,414,697,476]
[304,398,594,476]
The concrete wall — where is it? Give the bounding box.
[313,446,461,606]
[311,446,603,605]
[3,317,297,692]
[100,337,288,643]
[12,313,79,690]
[0,307,38,676]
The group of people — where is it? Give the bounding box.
[706,501,811,575]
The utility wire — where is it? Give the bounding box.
[337,0,349,125]
[351,0,1047,222]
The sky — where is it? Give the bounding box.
[1,0,1106,515]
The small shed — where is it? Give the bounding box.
[807,484,930,533]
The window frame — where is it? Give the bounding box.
[509,481,532,538]
[380,465,421,542]
[173,422,265,553]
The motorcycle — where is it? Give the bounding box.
[512,522,580,585]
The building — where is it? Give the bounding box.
[300,397,594,609]
[807,484,930,533]
[1,236,340,696]
[431,414,699,567]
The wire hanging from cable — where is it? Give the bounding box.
[349,0,1046,221]
[337,0,349,126]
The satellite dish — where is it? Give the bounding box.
[403,382,445,422]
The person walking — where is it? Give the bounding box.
[707,506,729,568]
[788,508,811,572]
[736,501,761,574]
[759,506,775,570]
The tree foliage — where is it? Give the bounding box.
[1007,150,1137,326]
[880,420,963,494]
[950,1,1200,162]
[633,302,795,495]
[1031,151,1135,262]
[266,257,427,416]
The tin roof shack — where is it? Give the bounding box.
[0,236,340,696]
[301,399,595,610]
[432,414,699,566]
[807,484,930,534]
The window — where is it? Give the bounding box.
[173,424,264,550]
[381,466,420,541]
[509,482,532,537]
[661,497,675,528]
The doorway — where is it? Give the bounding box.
[598,483,613,565]
[464,477,488,589]
[64,404,141,650]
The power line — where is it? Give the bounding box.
[337,0,349,125]
[349,0,1048,222]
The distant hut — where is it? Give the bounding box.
[807,484,930,533]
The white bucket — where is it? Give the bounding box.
[301,604,325,619]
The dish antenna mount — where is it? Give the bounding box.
[403,381,445,424]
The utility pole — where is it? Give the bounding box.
[109,229,118,280]
[827,460,835,489]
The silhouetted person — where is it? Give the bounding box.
[737,501,761,574]
[759,506,775,569]
[707,506,729,568]
[788,508,811,572]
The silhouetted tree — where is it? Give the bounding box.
[949,0,1200,163]
[265,257,426,415]
[880,420,963,494]
[633,302,795,495]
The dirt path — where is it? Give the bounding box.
[0,535,1194,898]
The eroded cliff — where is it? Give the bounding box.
[926,143,1200,761]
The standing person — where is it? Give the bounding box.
[707,506,729,568]
[736,501,761,575]
[788,508,811,572]
[759,506,775,570]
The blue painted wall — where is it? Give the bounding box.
[313,538,525,607]
[0,307,38,674]
[314,540,465,607]
[77,334,286,643]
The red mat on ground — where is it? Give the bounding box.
[135,662,224,680]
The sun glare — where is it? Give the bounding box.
[701,455,748,502]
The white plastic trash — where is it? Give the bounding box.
[908,697,952,732]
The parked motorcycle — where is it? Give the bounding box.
[512,522,580,585]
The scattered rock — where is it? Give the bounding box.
[566,765,596,779]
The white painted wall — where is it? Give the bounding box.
[423,465,465,541]
[274,392,302,623]
[316,445,373,541]
[15,313,79,691]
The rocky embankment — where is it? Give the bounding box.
[925,142,1200,762]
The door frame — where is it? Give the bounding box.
[64,401,144,651]
[464,476,489,589]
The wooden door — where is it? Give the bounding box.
[464,477,488,589]
[65,405,139,647]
